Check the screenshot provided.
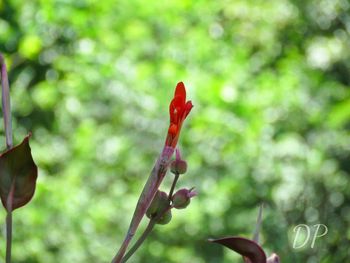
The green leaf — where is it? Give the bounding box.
[0,134,38,211]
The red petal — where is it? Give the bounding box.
[184,101,193,118]
[168,124,178,135]
[175,82,186,103]
[173,96,185,108]
[169,99,176,123]
[169,96,184,123]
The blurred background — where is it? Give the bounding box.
[0,0,350,262]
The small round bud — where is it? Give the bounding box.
[170,148,188,174]
[146,191,170,219]
[170,159,187,174]
[156,209,172,225]
[172,188,197,209]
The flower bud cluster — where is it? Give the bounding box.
[146,149,196,226]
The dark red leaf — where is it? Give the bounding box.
[209,237,266,263]
[0,134,38,211]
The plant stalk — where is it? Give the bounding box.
[0,54,13,149]
[111,146,174,263]
[120,168,181,262]
[6,210,13,263]
[121,220,156,263]
[168,173,179,201]
[1,53,14,263]
[6,182,15,263]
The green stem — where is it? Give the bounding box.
[168,173,179,201]
[6,211,12,263]
[121,220,156,263]
[6,182,15,263]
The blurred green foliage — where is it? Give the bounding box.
[1,0,350,262]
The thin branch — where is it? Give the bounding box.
[168,173,179,201]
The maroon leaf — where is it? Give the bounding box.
[209,237,266,263]
[0,134,38,211]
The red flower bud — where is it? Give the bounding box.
[165,82,193,148]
